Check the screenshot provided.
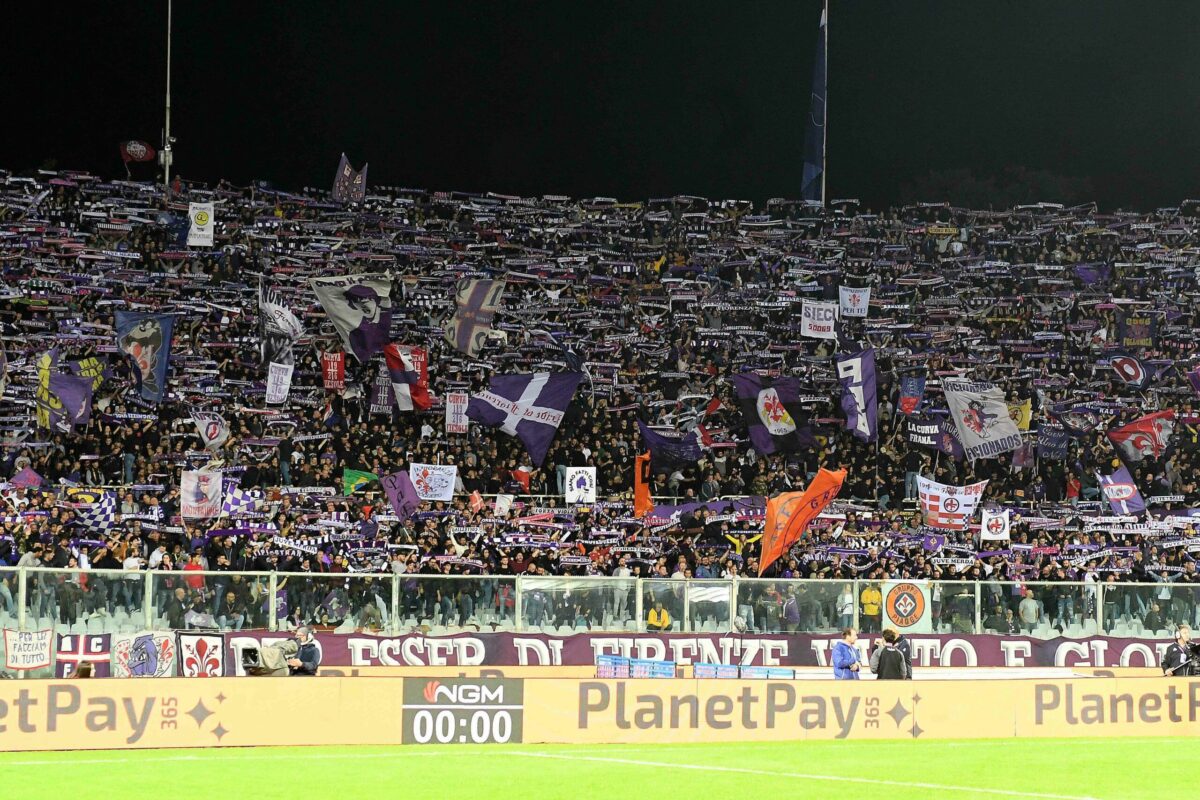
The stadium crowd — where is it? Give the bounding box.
[0,168,1199,634]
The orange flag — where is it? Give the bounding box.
[633,451,654,518]
[758,467,847,575]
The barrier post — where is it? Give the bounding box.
[390,573,400,635]
[17,566,27,631]
[974,582,982,634]
[1096,582,1105,634]
[728,578,738,633]
[513,575,524,632]
[268,572,278,632]
[143,570,154,630]
[852,579,860,630]
[635,577,644,633]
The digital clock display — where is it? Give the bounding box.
[401,678,524,745]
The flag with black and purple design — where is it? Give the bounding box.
[382,470,422,521]
[906,414,964,461]
[445,279,506,357]
[1049,403,1102,438]
[309,274,393,362]
[466,372,582,466]
[835,348,877,442]
[1117,309,1156,349]
[1073,263,1111,285]
[1036,424,1069,460]
[331,153,367,203]
[1097,467,1146,515]
[47,371,93,430]
[898,374,925,415]
[1108,352,1153,389]
[729,373,817,454]
[115,310,175,403]
[638,420,702,470]
[384,344,431,411]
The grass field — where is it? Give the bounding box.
[0,738,1188,799]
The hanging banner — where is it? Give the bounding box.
[322,351,346,391]
[3,629,53,671]
[112,632,177,678]
[838,286,870,318]
[882,581,932,634]
[799,300,839,339]
[916,476,988,530]
[187,202,214,247]
[265,362,294,405]
[565,467,597,503]
[181,470,223,519]
[445,391,470,434]
[177,633,226,677]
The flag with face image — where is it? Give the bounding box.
[309,274,393,363]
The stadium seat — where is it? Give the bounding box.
[1081,619,1098,636]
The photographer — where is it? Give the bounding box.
[287,625,321,676]
[1162,624,1195,676]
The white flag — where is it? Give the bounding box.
[181,470,222,519]
[187,202,214,247]
[190,411,230,451]
[943,378,1023,460]
[838,286,871,318]
[266,362,294,405]
[917,475,988,531]
[494,494,514,516]
[408,463,457,501]
[565,466,597,503]
[445,391,469,434]
[800,300,839,339]
[980,508,1011,541]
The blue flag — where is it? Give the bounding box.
[800,4,827,204]
[637,421,702,470]
[115,311,175,403]
[898,375,926,415]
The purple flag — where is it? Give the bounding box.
[729,373,817,454]
[1097,467,1146,515]
[445,279,506,357]
[1074,263,1111,285]
[331,153,367,203]
[835,348,878,442]
[48,372,93,429]
[382,471,421,521]
[466,372,582,466]
[637,421,702,469]
[10,466,43,489]
[1188,367,1200,398]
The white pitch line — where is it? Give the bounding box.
[508,752,1103,800]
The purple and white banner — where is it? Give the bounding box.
[223,631,1177,670]
[835,348,877,442]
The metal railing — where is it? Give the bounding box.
[0,568,1191,641]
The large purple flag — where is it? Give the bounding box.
[729,373,817,455]
[445,279,506,357]
[1187,366,1200,398]
[835,348,878,442]
[331,153,368,203]
[1097,467,1146,516]
[48,372,93,429]
[637,421,702,469]
[382,471,421,521]
[466,372,582,466]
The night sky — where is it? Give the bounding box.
[7,1,1199,210]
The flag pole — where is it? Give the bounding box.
[161,0,174,198]
[821,0,828,207]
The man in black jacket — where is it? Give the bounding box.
[871,629,911,680]
[288,625,321,676]
[1162,624,1195,676]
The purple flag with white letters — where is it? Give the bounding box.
[466,372,582,466]
[1097,467,1146,516]
[835,348,878,442]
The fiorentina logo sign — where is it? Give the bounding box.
[756,388,796,435]
[987,516,1006,536]
[179,633,225,677]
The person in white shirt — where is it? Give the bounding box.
[148,545,167,570]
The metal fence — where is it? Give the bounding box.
[0,568,1192,641]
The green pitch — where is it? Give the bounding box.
[0,738,1188,800]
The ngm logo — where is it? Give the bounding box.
[420,680,507,705]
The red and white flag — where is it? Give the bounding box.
[384,344,431,411]
[1107,410,1174,462]
[119,140,156,163]
[917,476,988,530]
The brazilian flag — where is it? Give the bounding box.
[343,468,379,496]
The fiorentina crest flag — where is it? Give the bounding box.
[310,274,393,362]
[1108,352,1153,389]
[1097,467,1147,515]
[119,140,156,163]
[898,375,925,415]
[55,633,111,678]
[322,351,346,390]
[181,470,223,519]
[384,344,432,411]
[729,373,817,455]
[177,632,225,677]
[115,311,175,403]
[917,475,988,530]
[759,467,846,575]
[835,348,877,441]
[838,286,870,318]
[979,508,1011,542]
[445,279,506,357]
[331,153,368,202]
[943,378,1022,460]
[1107,410,1175,462]
[408,463,457,501]
[637,420,702,469]
[191,410,230,451]
[186,202,214,247]
[466,372,582,466]
[1049,403,1102,438]
[382,471,422,521]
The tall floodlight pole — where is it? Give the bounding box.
[800,0,827,207]
[161,0,174,196]
[820,0,827,205]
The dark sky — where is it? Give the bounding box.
[7,1,1199,209]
